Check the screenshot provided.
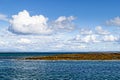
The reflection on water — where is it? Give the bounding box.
[0,60,120,80]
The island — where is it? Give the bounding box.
[23,52,120,60]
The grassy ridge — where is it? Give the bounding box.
[24,53,120,60]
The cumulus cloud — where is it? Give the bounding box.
[74,34,100,43]
[9,10,52,34]
[79,26,110,35]
[103,35,119,42]
[51,16,75,31]
[0,27,120,51]
[82,35,100,43]
[9,10,76,35]
[0,10,120,52]
[0,14,8,21]
[74,33,119,43]
[79,29,93,35]
[73,26,120,43]
[95,26,110,35]
[106,16,120,27]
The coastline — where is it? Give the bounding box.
[23,53,120,60]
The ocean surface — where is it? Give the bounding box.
[0,53,120,80]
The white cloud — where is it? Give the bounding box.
[55,16,75,22]
[82,35,100,43]
[0,10,120,52]
[72,26,120,43]
[95,26,110,35]
[75,35,81,40]
[80,29,93,35]
[0,14,8,21]
[9,10,52,34]
[17,38,31,44]
[103,35,119,42]
[0,40,6,46]
[106,16,120,26]
[0,28,119,51]
[74,34,100,43]
[51,16,75,31]
[74,33,119,43]
[9,10,76,35]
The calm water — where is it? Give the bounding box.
[0,53,120,80]
[0,60,120,80]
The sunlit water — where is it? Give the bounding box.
[0,60,120,80]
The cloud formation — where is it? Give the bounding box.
[51,16,75,31]
[9,10,52,34]
[9,10,76,35]
[0,26,119,52]
[0,10,120,52]
[95,26,110,35]
[73,26,119,43]
[74,34,99,43]
[106,16,120,27]
[103,35,119,42]
[17,38,31,44]
[79,29,93,35]
[0,14,8,21]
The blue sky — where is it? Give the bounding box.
[1,0,120,23]
[0,0,120,52]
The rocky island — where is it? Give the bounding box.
[24,52,120,60]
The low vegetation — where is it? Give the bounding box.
[24,52,120,60]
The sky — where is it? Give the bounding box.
[0,0,120,52]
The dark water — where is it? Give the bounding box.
[0,60,120,80]
[0,52,62,59]
[0,53,120,80]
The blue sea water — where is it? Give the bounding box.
[0,53,120,80]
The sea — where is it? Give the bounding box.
[0,52,120,80]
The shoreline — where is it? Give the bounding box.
[23,53,120,60]
[23,59,120,61]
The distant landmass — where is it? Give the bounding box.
[24,52,120,60]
